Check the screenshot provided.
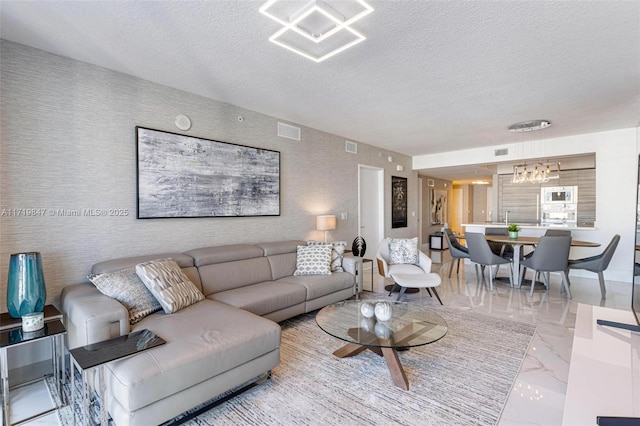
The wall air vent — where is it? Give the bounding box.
[345,141,357,154]
[495,148,509,156]
[277,122,301,141]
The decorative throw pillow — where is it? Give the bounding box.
[294,245,333,276]
[388,237,419,265]
[88,267,162,325]
[135,258,204,314]
[307,240,347,272]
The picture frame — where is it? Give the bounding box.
[136,127,280,218]
[427,178,435,187]
[430,188,447,225]
[391,176,408,228]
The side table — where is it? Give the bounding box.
[69,329,166,426]
[1,315,66,426]
[345,251,374,292]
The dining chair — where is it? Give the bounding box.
[443,228,469,277]
[567,234,620,299]
[520,235,572,297]
[376,238,442,303]
[485,227,510,256]
[544,229,572,236]
[464,232,513,290]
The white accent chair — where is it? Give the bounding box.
[376,238,442,303]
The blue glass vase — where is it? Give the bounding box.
[7,252,46,318]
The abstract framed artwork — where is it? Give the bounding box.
[136,127,280,218]
[391,176,408,228]
[430,188,447,225]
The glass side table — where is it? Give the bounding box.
[69,329,166,426]
[0,318,67,426]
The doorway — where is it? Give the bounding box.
[358,165,384,279]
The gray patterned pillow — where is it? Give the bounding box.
[307,240,347,272]
[135,258,204,314]
[389,237,419,265]
[294,245,332,276]
[88,267,162,325]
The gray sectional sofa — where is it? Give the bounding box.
[60,240,362,426]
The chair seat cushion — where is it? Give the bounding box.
[106,299,281,412]
[391,273,441,289]
[388,263,424,275]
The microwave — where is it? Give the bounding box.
[541,186,578,204]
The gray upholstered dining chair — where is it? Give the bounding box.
[465,232,513,290]
[443,228,469,277]
[544,229,572,236]
[485,227,509,256]
[520,235,572,297]
[567,234,620,299]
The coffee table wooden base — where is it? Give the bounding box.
[333,343,410,390]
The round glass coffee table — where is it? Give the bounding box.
[316,300,447,390]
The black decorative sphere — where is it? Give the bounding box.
[352,236,367,257]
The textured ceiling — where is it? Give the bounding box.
[1,1,639,159]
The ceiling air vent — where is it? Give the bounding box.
[495,148,509,156]
[277,122,301,141]
[345,141,357,154]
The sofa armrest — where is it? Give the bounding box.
[60,283,129,349]
[342,255,363,293]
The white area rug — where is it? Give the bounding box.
[54,302,536,426]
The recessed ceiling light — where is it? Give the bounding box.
[508,120,551,132]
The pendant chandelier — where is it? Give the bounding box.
[512,162,560,184]
[508,119,557,184]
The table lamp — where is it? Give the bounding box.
[317,215,336,243]
[7,252,47,318]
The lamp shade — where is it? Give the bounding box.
[7,252,46,318]
[317,215,336,231]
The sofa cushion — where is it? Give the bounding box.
[266,252,297,280]
[185,244,263,267]
[255,240,305,256]
[106,300,281,412]
[209,281,306,316]
[277,272,354,300]
[135,259,204,314]
[197,257,273,295]
[293,245,332,276]
[88,267,162,325]
[92,253,195,274]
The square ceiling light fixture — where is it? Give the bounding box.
[259,0,373,63]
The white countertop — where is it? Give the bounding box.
[462,223,596,231]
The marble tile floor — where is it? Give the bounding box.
[7,250,635,425]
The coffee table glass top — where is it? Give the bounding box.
[316,300,447,349]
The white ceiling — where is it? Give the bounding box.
[1,1,639,165]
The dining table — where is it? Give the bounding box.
[483,235,601,287]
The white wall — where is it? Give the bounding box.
[414,127,638,283]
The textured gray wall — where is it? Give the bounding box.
[0,40,418,311]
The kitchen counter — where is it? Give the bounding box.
[462,222,596,231]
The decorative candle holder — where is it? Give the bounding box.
[22,312,44,332]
